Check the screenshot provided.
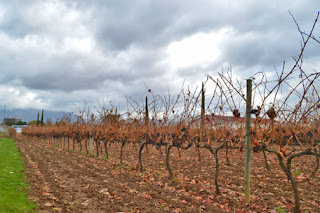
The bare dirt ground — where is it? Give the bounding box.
[14,135,320,212]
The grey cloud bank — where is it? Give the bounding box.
[0,0,319,112]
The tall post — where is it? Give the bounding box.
[200,82,205,146]
[90,113,94,154]
[244,79,252,202]
[145,96,149,126]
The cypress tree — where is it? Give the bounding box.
[36,112,40,126]
[41,109,44,126]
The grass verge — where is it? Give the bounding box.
[0,138,37,212]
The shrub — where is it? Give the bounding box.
[8,128,16,137]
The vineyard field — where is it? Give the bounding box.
[15,134,320,212]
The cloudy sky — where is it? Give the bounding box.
[0,0,319,113]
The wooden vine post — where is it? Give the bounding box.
[244,79,252,202]
[90,113,94,154]
[145,96,149,126]
[201,82,205,146]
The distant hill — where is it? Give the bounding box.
[0,108,75,124]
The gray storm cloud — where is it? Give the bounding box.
[0,0,319,111]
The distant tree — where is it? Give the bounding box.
[6,121,15,126]
[16,121,27,125]
[28,120,38,126]
[37,112,40,126]
[41,109,44,126]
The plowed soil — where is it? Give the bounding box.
[14,135,320,212]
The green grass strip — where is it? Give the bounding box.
[0,138,37,213]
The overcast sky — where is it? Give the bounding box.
[0,0,319,113]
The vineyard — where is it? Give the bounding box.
[13,12,320,213]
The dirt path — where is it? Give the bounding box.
[15,136,223,213]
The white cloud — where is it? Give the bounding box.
[63,37,95,53]
[2,86,45,109]
[0,4,4,24]
[25,0,88,37]
[166,28,231,69]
